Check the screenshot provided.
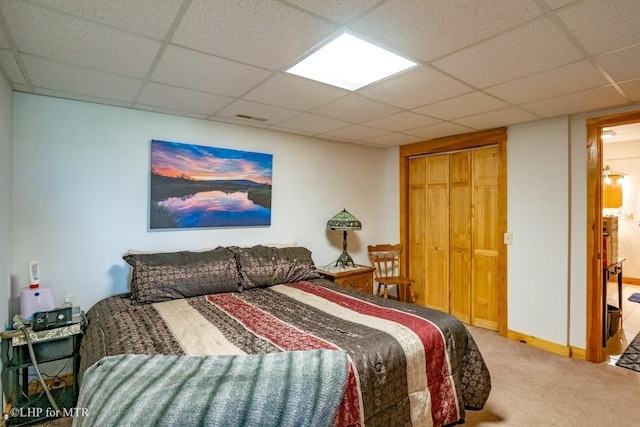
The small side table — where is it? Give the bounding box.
[317,264,375,294]
[1,322,83,426]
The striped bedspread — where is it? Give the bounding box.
[79,278,491,426]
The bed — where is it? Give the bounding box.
[74,245,490,427]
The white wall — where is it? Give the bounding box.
[507,117,571,345]
[0,76,12,328]
[11,93,393,312]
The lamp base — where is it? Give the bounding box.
[334,250,355,268]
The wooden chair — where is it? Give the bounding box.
[367,244,415,303]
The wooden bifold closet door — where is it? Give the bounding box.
[408,146,499,330]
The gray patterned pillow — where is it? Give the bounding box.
[124,247,240,303]
[229,245,320,290]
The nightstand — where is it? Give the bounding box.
[317,264,375,294]
[1,322,83,426]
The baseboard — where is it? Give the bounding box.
[622,277,640,285]
[507,330,571,357]
[570,346,587,360]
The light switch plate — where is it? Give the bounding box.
[504,232,513,245]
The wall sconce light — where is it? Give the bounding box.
[603,164,627,184]
[602,130,617,140]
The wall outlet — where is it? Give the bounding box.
[504,232,513,245]
[624,212,634,221]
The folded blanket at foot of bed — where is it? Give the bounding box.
[73,349,349,427]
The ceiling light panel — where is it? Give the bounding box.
[286,33,418,91]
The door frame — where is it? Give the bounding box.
[399,127,508,336]
[586,110,640,362]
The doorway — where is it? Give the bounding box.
[586,110,640,363]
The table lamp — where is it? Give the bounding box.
[327,209,362,267]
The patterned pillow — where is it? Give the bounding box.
[229,245,320,290]
[124,247,240,303]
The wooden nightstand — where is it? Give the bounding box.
[317,265,375,294]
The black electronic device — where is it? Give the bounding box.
[32,307,73,332]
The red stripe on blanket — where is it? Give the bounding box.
[288,281,459,427]
[206,293,362,427]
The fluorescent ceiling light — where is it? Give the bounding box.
[286,33,417,91]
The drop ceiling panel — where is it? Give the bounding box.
[556,0,640,55]
[244,73,347,111]
[286,0,380,24]
[522,86,629,117]
[619,79,640,102]
[322,124,390,141]
[433,16,584,88]
[151,46,272,97]
[412,91,510,121]
[0,29,8,48]
[311,94,401,124]
[28,0,182,39]
[172,0,338,70]
[352,0,542,62]
[365,132,423,147]
[23,55,142,102]
[360,66,473,109]
[364,111,441,132]
[405,121,477,140]
[137,82,233,116]
[215,100,300,124]
[276,112,350,134]
[485,60,608,104]
[596,45,640,83]
[0,1,160,78]
[0,50,25,86]
[452,106,539,129]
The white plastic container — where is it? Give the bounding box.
[20,287,56,319]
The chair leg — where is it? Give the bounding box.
[408,285,415,304]
[383,285,388,299]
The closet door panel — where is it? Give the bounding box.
[472,147,499,330]
[425,155,449,311]
[408,157,427,306]
[450,151,471,322]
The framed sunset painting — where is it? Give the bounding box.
[149,140,272,229]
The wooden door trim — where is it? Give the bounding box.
[399,127,508,336]
[586,110,640,363]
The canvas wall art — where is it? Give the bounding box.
[149,140,272,229]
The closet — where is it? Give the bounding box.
[400,129,507,333]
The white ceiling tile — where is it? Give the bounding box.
[311,94,401,124]
[215,100,300,124]
[23,55,142,102]
[596,45,640,83]
[276,113,350,134]
[365,132,424,147]
[364,111,441,132]
[405,122,478,140]
[556,0,640,55]
[412,92,510,121]
[453,106,539,129]
[268,125,315,138]
[485,60,608,104]
[137,82,233,116]
[152,46,272,97]
[353,0,542,62]
[210,115,271,129]
[35,88,132,109]
[173,0,338,70]
[360,66,473,109]
[0,27,8,48]
[522,86,630,117]
[543,0,578,9]
[28,0,182,39]
[433,16,583,88]
[619,79,640,102]
[0,49,26,85]
[0,1,160,78]
[244,73,347,111]
[136,104,208,120]
[322,125,390,141]
[286,0,381,24]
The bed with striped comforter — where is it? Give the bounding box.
[78,278,490,426]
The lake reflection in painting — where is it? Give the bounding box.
[149,140,272,229]
[158,191,271,228]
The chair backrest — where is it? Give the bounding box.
[368,244,403,279]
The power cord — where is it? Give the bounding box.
[12,315,60,413]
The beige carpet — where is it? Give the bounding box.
[464,326,640,426]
